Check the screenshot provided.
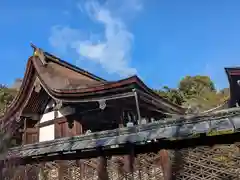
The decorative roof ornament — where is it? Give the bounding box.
[34,78,41,93]
[98,99,106,110]
[237,80,240,86]
[55,100,63,110]
[31,43,47,66]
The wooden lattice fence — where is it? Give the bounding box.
[2,143,240,180]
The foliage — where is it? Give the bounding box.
[179,75,215,98]
[154,75,229,112]
[0,84,18,150]
[0,84,18,116]
[155,86,185,106]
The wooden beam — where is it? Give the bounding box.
[0,161,3,179]
[19,128,37,133]
[108,98,165,114]
[123,144,135,175]
[21,114,40,121]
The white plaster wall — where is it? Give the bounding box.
[39,125,55,142]
[40,106,75,123]
[39,103,75,142]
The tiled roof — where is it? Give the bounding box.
[7,107,240,160]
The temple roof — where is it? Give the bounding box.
[1,44,185,126]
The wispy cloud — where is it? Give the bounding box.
[49,0,143,77]
[49,26,82,54]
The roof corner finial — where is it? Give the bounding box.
[30,43,47,66]
[30,42,37,49]
[30,42,38,56]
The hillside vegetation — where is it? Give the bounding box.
[0,85,18,116]
[154,75,229,113]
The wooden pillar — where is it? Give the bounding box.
[27,165,39,180]
[123,149,134,173]
[74,118,84,179]
[158,149,172,180]
[0,161,3,180]
[36,122,40,142]
[133,90,141,125]
[74,119,83,135]
[97,150,109,180]
[118,109,124,128]
[117,109,135,178]
[76,160,84,180]
[57,161,70,180]
[123,144,134,180]
[22,118,27,145]
[39,163,48,180]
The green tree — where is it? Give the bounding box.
[178,75,215,98]
[155,75,229,112]
[178,76,229,111]
[155,86,185,106]
[0,84,18,154]
[0,84,18,116]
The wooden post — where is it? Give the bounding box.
[39,163,48,180]
[74,119,84,179]
[97,149,109,180]
[22,118,27,145]
[117,109,135,178]
[133,89,141,125]
[123,144,134,180]
[0,161,3,180]
[118,108,124,128]
[158,149,172,180]
[57,161,70,180]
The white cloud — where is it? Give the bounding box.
[49,26,82,54]
[49,0,143,78]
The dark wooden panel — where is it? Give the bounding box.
[54,115,84,138]
[55,122,61,139]
[61,122,67,137]
[25,132,38,144]
[75,120,82,135]
[55,117,69,138]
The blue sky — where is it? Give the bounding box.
[1,0,240,90]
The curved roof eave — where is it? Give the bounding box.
[1,50,185,125]
[0,58,36,124]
